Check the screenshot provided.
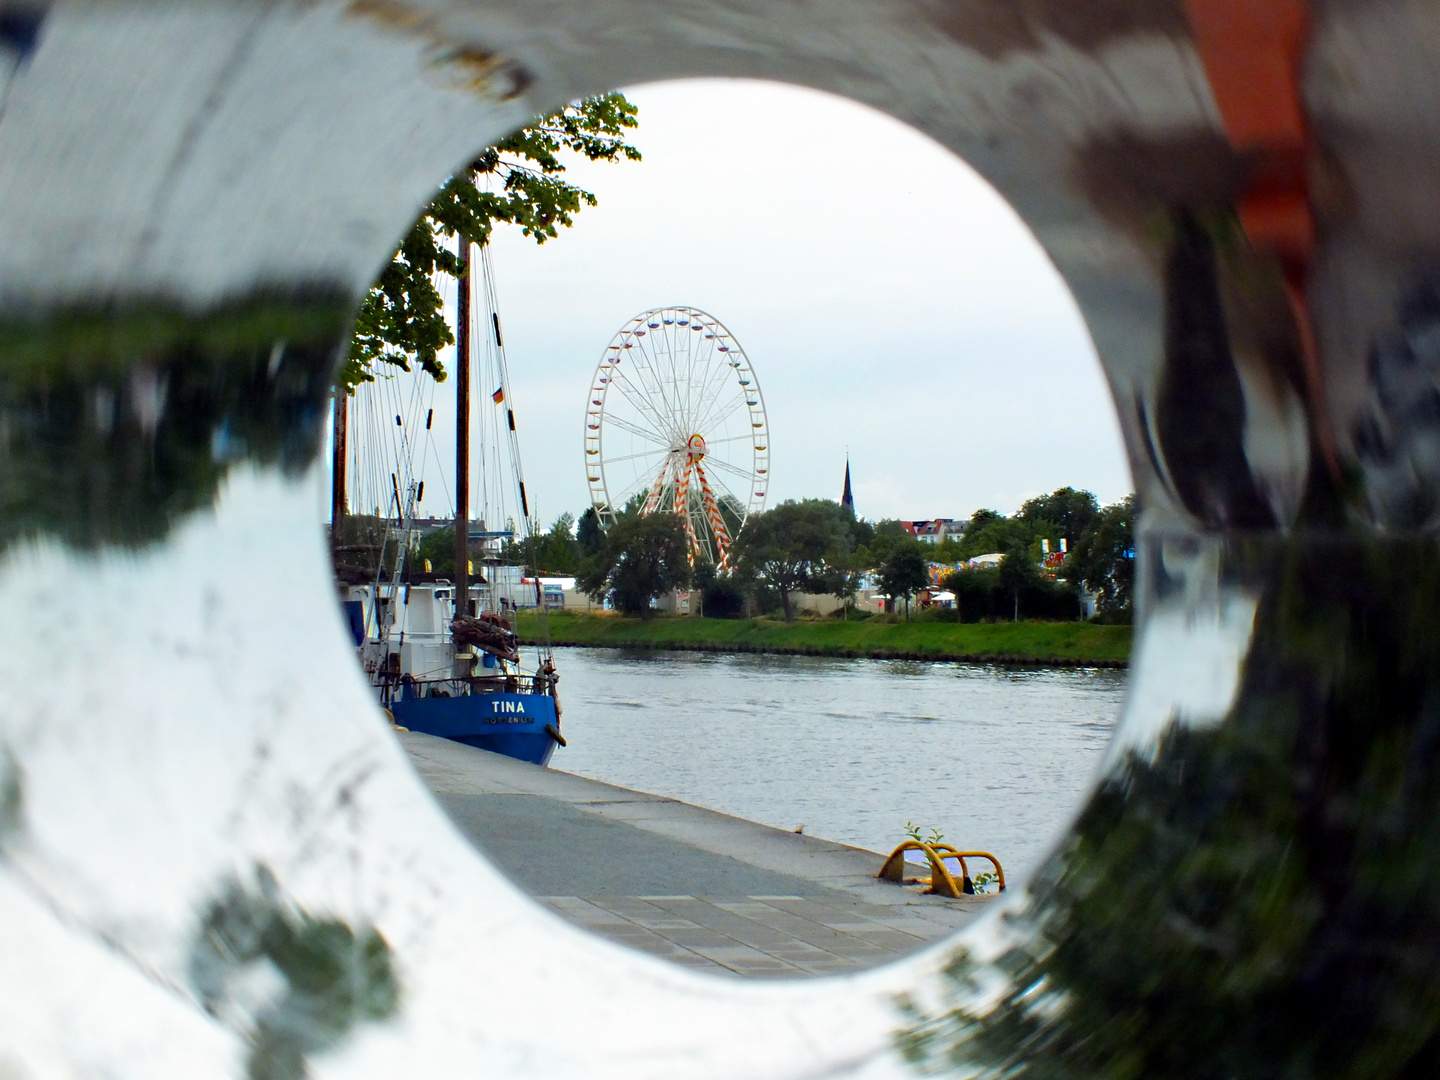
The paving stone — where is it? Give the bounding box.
[689,946,801,974]
[537,897,636,925]
[616,910,705,929]
[770,949,845,965]
[596,897,673,916]
[691,943,785,962]
[720,909,870,944]
[649,904,792,940]
[401,732,996,979]
[864,916,953,934]
[553,892,954,974]
[652,929,745,949]
[666,955,725,970]
[836,931,929,951]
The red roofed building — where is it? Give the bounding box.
[902,519,964,544]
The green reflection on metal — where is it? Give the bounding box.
[897,536,1440,1078]
[0,748,21,846]
[0,291,350,553]
[190,866,400,1080]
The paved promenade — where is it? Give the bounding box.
[399,731,992,977]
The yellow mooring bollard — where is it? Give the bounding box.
[878,840,1005,897]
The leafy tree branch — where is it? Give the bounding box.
[340,93,640,392]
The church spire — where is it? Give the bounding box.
[841,458,854,513]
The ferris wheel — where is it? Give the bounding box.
[584,306,769,567]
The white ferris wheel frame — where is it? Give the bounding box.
[584,306,770,567]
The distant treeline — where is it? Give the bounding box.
[335,487,1134,624]
[511,487,1135,624]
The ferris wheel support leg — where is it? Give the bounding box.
[673,462,703,567]
[693,462,732,569]
[642,457,670,517]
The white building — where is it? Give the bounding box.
[907,519,964,544]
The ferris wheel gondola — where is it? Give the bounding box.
[584,306,769,566]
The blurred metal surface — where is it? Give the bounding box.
[2,0,1440,1077]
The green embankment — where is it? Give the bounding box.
[517,612,1131,666]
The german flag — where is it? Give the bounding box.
[492,386,505,404]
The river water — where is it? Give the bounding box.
[548,647,1127,886]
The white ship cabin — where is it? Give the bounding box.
[344,582,497,691]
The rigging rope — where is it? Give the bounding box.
[342,222,554,666]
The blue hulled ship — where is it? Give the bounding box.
[342,580,564,767]
[335,239,564,767]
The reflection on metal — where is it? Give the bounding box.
[190,865,401,1080]
[878,841,1007,897]
[0,295,346,553]
[3,0,1440,1077]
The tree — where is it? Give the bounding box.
[1069,495,1136,622]
[1018,487,1101,547]
[941,562,1080,623]
[930,535,968,564]
[880,540,930,620]
[340,94,640,391]
[576,511,690,616]
[956,516,1032,561]
[731,499,848,620]
[863,519,912,570]
[941,564,1002,621]
[499,518,541,569]
[812,554,864,620]
[533,511,580,573]
[576,506,603,556]
[848,515,877,552]
[692,562,747,618]
[967,508,1004,532]
[998,539,1042,621]
[416,525,456,576]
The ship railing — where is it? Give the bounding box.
[396,671,560,699]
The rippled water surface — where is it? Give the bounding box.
[549,647,1126,884]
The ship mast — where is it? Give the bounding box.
[330,387,347,541]
[453,235,472,618]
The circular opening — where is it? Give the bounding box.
[13,3,1434,1076]
[331,78,1133,979]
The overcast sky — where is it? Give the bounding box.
[342,78,1131,530]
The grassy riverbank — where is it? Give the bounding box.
[517,611,1131,666]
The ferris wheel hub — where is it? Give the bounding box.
[687,434,707,461]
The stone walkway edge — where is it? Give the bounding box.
[399,730,993,977]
